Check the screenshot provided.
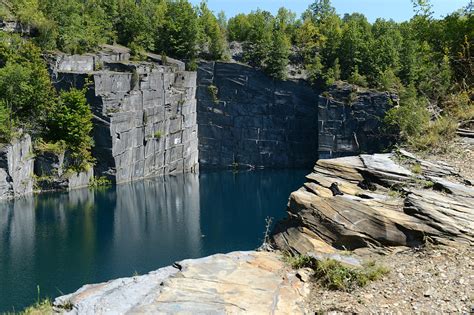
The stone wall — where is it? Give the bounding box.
[50,46,199,183]
[197,61,319,169]
[318,83,397,159]
[0,135,34,200]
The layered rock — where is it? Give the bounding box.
[50,45,198,183]
[0,135,34,200]
[54,251,309,314]
[197,61,319,169]
[273,150,474,253]
[318,83,397,158]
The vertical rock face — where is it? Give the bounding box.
[318,83,397,159]
[197,61,319,169]
[51,46,199,183]
[0,135,34,200]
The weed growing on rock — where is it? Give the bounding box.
[89,176,112,188]
[207,85,219,104]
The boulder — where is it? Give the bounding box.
[273,151,474,253]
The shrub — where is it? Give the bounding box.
[89,176,112,187]
[284,254,315,269]
[314,259,389,291]
[34,139,67,155]
[348,66,368,87]
[207,85,219,104]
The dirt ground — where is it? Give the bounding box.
[306,244,474,314]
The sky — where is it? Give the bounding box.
[189,0,467,22]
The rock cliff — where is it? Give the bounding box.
[197,61,319,169]
[50,45,199,183]
[273,150,474,253]
[0,135,34,199]
[318,82,397,159]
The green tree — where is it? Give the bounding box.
[157,0,199,60]
[198,1,226,60]
[47,88,94,170]
[242,10,273,68]
[265,27,290,79]
[227,13,251,41]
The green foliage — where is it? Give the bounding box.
[198,1,227,60]
[0,100,14,143]
[348,66,368,87]
[156,0,199,60]
[227,13,251,41]
[207,84,219,104]
[46,88,94,171]
[265,27,290,79]
[34,139,67,155]
[89,176,112,187]
[284,254,315,269]
[154,130,163,139]
[314,259,389,291]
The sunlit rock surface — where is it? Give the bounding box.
[273,150,474,253]
[55,251,309,314]
[0,135,34,200]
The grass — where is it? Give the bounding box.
[283,253,389,292]
[284,254,315,269]
[410,163,422,174]
[18,299,54,315]
[314,259,389,292]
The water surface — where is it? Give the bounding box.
[0,169,308,311]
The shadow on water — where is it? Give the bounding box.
[0,169,308,311]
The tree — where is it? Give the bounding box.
[265,27,290,80]
[310,0,336,22]
[227,13,251,41]
[198,1,226,60]
[47,88,94,170]
[157,0,199,60]
[242,10,273,68]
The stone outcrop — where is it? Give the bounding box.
[197,61,319,169]
[34,151,93,191]
[54,251,309,314]
[0,135,34,200]
[318,82,397,159]
[273,150,474,253]
[50,45,198,183]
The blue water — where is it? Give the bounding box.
[0,169,308,312]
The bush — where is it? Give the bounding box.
[284,254,315,269]
[314,259,389,291]
[154,131,163,139]
[46,88,94,171]
[207,85,219,104]
[0,100,14,143]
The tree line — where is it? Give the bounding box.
[0,0,472,154]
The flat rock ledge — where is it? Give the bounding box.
[273,150,474,253]
[54,251,309,314]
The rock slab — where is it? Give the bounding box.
[54,251,309,314]
[273,151,474,253]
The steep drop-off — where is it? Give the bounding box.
[197,61,319,169]
[50,45,199,183]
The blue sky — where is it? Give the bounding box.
[190,0,467,22]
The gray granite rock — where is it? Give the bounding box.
[49,46,199,184]
[318,82,397,158]
[197,61,319,169]
[0,135,34,200]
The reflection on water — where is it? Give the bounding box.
[0,169,308,311]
